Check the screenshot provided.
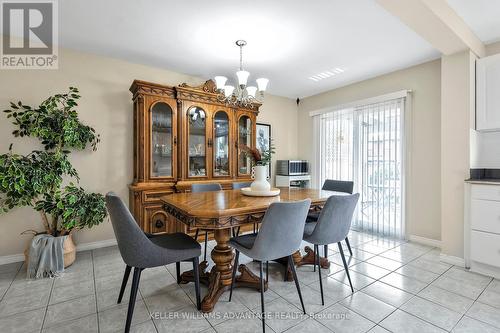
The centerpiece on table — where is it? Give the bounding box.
[0,87,108,278]
[239,139,280,196]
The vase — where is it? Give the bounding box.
[251,165,271,192]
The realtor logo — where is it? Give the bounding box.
[1,0,58,69]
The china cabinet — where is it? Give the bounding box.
[129,79,259,234]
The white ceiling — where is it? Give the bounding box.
[59,0,440,98]
[447,0,500,45]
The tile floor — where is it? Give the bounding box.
[1,230,500,332]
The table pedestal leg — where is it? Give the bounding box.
[296,246,330,269]
[181,228,267,313]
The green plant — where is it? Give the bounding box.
[0,87,107,236]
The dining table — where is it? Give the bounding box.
[161,187,341,313]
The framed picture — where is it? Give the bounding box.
[256,123,271,179]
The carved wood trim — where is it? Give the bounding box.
[130,80,176,99]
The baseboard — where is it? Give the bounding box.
[408,235,442,248]
[75,238,117,252]
[0,253,25,266]
[440,253,466,267]
[0,238,117,266]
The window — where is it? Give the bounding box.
[314,96,406,238]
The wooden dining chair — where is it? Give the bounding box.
[307,180,355,260]
[191,183,222,262]
[228,199,311,333]
[105,192,201,333]
[303,194,360,302]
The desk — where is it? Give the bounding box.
[161,187,338,312]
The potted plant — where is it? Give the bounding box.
[240,139,275,192]
[0,87,107,268]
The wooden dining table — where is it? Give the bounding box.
[161,187,340,313]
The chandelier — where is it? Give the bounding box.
[214,40,269,108]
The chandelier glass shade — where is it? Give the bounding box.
[215,40,268,108]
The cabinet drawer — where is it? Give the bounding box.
[471,230,500,267]
[143,189,174,203]
[471,184,500,202]
[471,199,500,234]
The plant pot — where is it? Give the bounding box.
[24,233,76,269]
[251,165,271,192]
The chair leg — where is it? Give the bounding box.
[236,226,241,236]
[313,245,317,272]
[345,237,353,256]
[266,261,269,283]
[125,267,142,333]
[229,250,240,302]
[324,244,328,258]
[288,255,306,314]
[259,261,266,333]
[284,259,289,282]
[315,245,324,306]
[338,242,354,292]
[193,257,201,310]
[175,262,181,284]
[253,222,257,234]
[194,229,199,241]
[204,230,208,262]
[117,265,131,304]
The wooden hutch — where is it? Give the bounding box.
[129,79,260,235]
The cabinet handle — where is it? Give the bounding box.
[155,220,164,229]
[208,138,213,147]
[173,136,177,145]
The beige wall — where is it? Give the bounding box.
[486,41,500,56]
[0,47,297,257]
[440,50,476,258]
[257,95,299,184]
[297,60,442,241]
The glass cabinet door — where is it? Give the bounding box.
[213,111,230,177]
[238,115,253,175]
[151,102,173,178]
[188,106,207,177]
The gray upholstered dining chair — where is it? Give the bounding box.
[232,181,254,235]
[105,192,202,333]
[303,194,360,304]
[232,181,252,189]
[307,180,355,259]
[228,199,311,333]
[191,183,223,262]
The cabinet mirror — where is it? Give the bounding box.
[238,115,252,175]
[188,106,207,177]
[151,102,173,177]
[213,110,230,177]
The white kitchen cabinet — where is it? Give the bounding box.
[477,54,500,131]
[465,182,500,278]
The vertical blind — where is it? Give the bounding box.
[316,97,405,238]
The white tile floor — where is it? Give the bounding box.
[1,230,500,332]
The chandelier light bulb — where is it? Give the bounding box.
[214,76,227,90]
[256,78,269,92]
[223,85,235,98]
[236,70,250,87]
[246,86,257,98]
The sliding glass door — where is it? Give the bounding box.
[317,98,405,238]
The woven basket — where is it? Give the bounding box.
[24,233,76,269]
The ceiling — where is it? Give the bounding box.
[59,0,440,98]
[447,0,500,44]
